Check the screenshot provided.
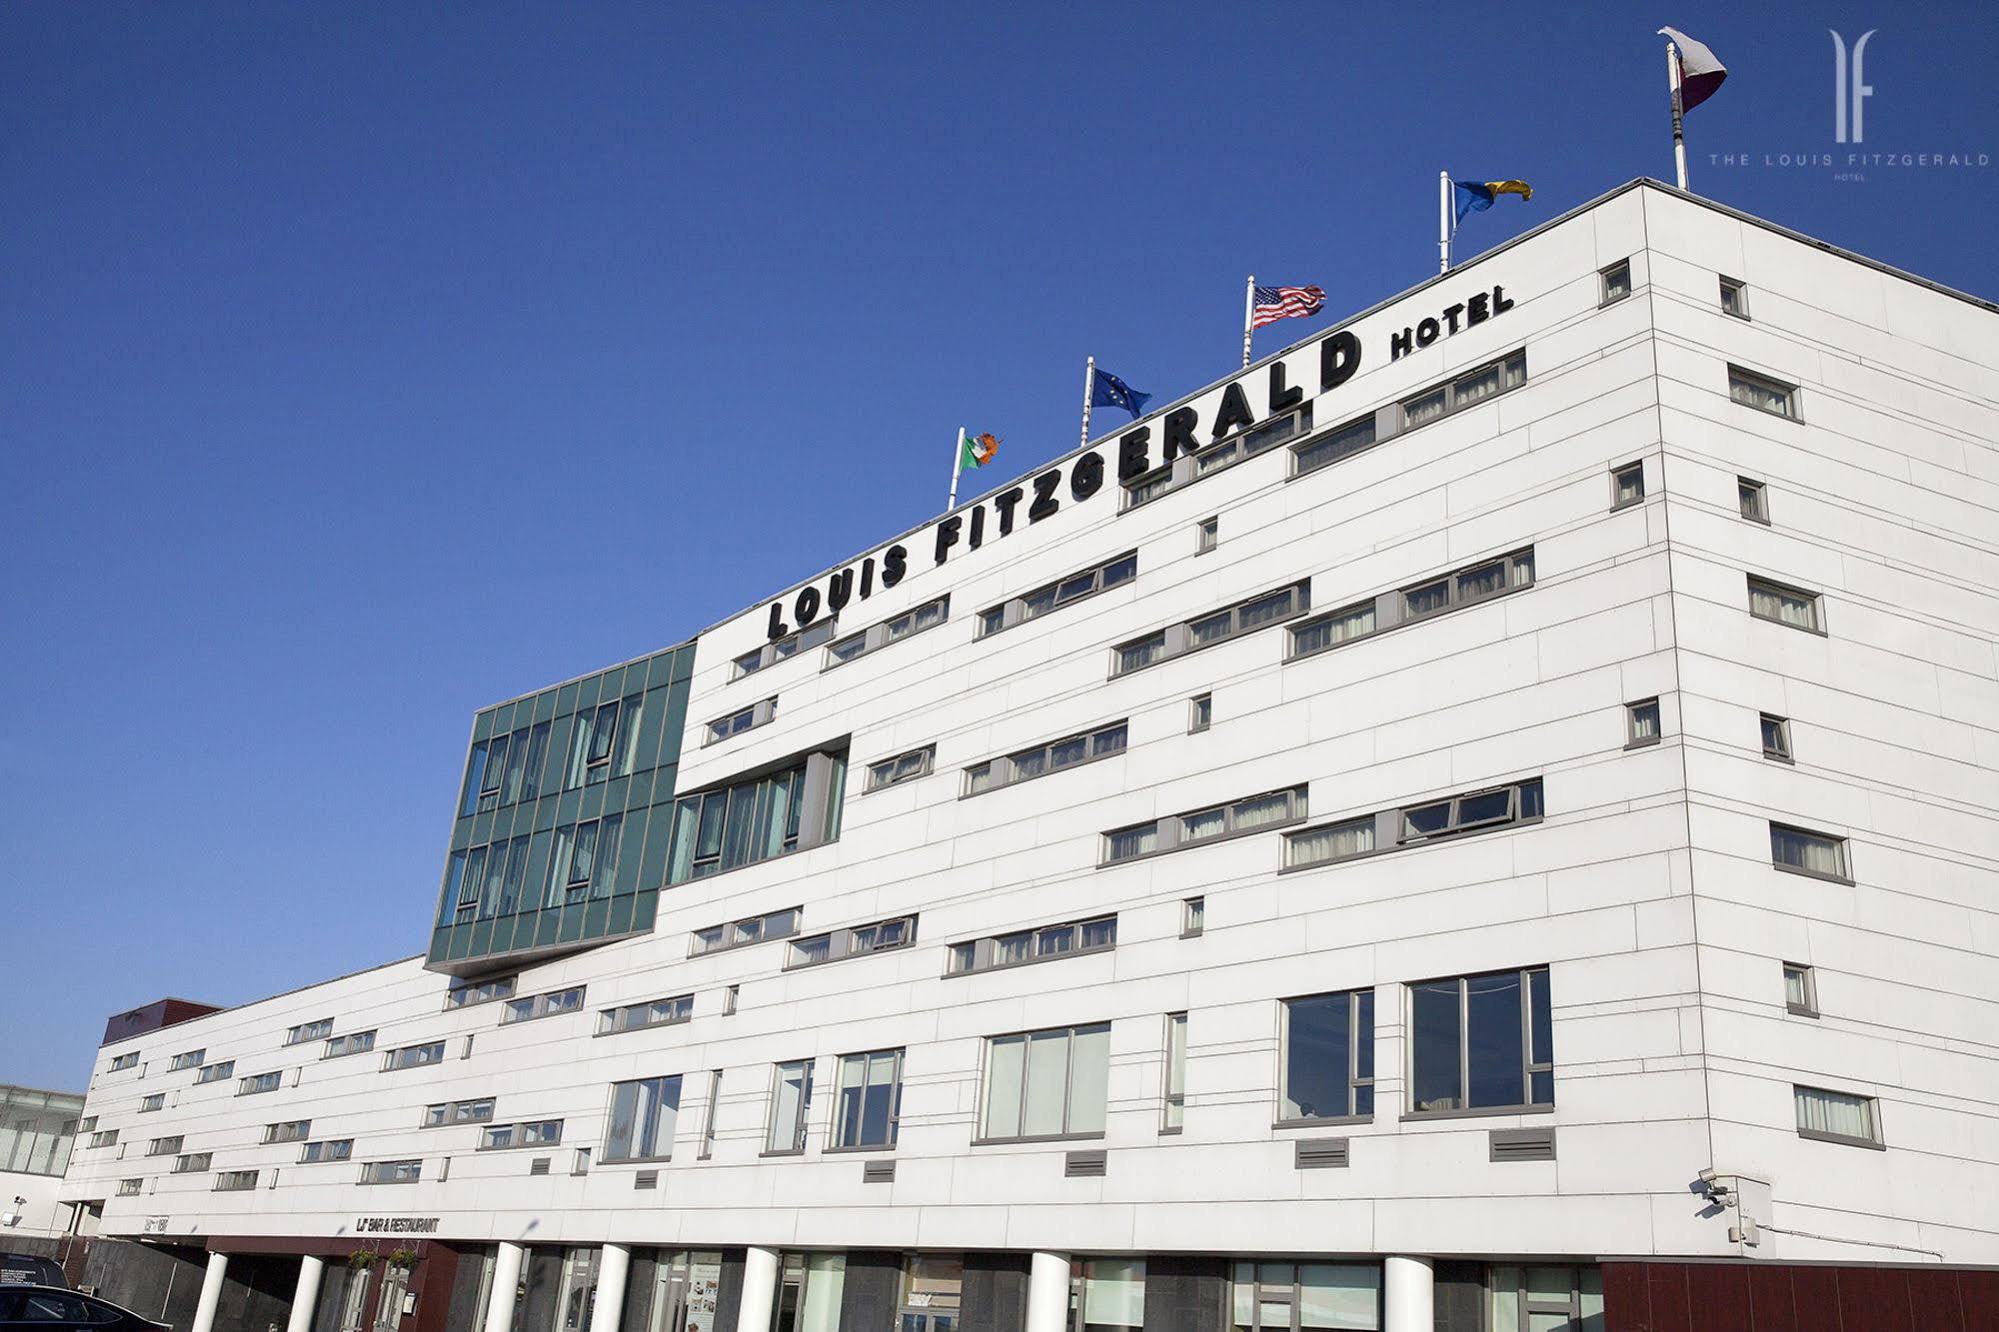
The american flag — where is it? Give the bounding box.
[1252,284,1326,329]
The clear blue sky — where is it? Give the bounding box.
[4,4,1993,1090]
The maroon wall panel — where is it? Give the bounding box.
[1603,1261,1999,1331]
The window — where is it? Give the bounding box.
[824,595,950,668]
[667,747,847,884]
[481,1119,564,1150]
[1123,403,1314,508]
[236,1072,281,1096]
[771,1253,849,1332]
[1292,412,1381,479]
[264,1120,311,1145]
[1189,693,1211,734]
[1728,365,1799,419]
[323,1031,376,1059]
[1396,777,1543,845]
[1794,1085,1882,1148]
[1162,1014,1187,1132]
[1626,698,1661,747]
[1288,548,1536,661]
[1104,786,1307,864]
[1599,259,1631,304]
[1071,1259,1147,1332]
[690,907,801,957]
[502,987,587,1025]
[1112,580,1310,674]
[1486,1265,1603,1332]
[79,1116,96,1133]
[139,1093,164,1112]
[787,916,915,970]
[87,1129,118,1148]
[145,1136,183,1157]
[300,1139,353,1164]
[1280,990,1375,1122]
[117,1179,143,1197]
[562,695,642,789]
[1401,349,1527,431]
[1770,823,1850,881]
[108,1052,139,1072]
[736,618,837,679]
[422,1098,495,1127]
[171,1152,212,1173]
[766,1060,814,1154]
[167,1050,205,1073]
[700,1071,723,1159]
[948,916,1115,975]
[599,993,694,1036]
[1747,575,1822,633]
[832,1050,903,1150]
[443,836,535,924]
[604,1075,681,1162]
[1738,476,1770,523]
[866,746,934,792]
[462,718,555,814]
[1229,1262,1380,1331]
[359,1159,422,1185]
[964,720,1127,797]
[446,976,517,1010]
[704,697,777,747]
[723,985,740,1016]
[979,1023,1110,1141]
[383,1041,445,1072]
[1719,275,1750,318]
[193,1060,234,1085]
[1196,516,1219,553]
[1409,966,1553,1114]
[285,1019,333,1047]
[1610,460,1645,509]
[213,1170,258,1192]
[1761,712,1793,762]
[1784,963,1819,1017]
[977,552,1136,637]
[1181,896,1205,938]
[544,815,626,908]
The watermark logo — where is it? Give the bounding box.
[1830,29,1877,143]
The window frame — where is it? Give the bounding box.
[1728,364,1801,420]
[145,1136,183,1157]
[284,1019,334,1047]
[1111,580,1312,676]
[1625,697,1662,749]
[322,1030,377,1060]
[1276,989,1375,1126]
[598,993,695,1037]
[1737,476,1771,524]
[976,552,1137,638]
[764,1059,815,1156]
[1103,785,1308,866]
[1404,965,1554,1119]
[786,915,917,971]
[479,1119,565,1151]
[358,1159,423,1185]
[500,986,587,1026]
[1783,962,1820,1018]
[702,697,778,747]
[172,1152,212,1174]
[666,746,847,886]
[735,617,838,680]
[192,1060,235,1085]
[1122,402,1315,510]
[1195,515,1219,554]
[263,1119,311,1145]
[299,1139,354,1164]
[1188,693,1212,734]
[828,1048,905,1152]
[963,719,1128,798]
[1162,1013,1187,1134]
[602,1074,683,1163]
[865,745,935,793]
[212,1169,259,1192]
[1719,275,1751,320]
[974,1021,1112,1145]
[139,1093,165,1113]
[1286,547,1536,663]
[1794,1084,1884,1150]
[1769,822,1852,884]
[166,1050,205,1073]
[1599,259,1632,305]
[1760,712,1794,764]
[689,906,803,958]
[446,975,518,1010]
[946,914,1115,977]
[823,595,951,670]
[1181,896,1205,938]
[1609,459,1645,510]
[422,1098,496,1128]
[1747,574,1825,634]
[108,1051,139,1072]
[381,1041,446,1072]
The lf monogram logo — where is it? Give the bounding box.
[1830,29,1877,144]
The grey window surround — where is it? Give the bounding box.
[702,696,778,747]
[1196,515,1219,554]
[284,1019,334,1047]
[422,1099,495,1127]
[864,745,935,793]
[1110,579,1313,677]
[1398,1101,1558,1124]
[821,1141,897,1155]
[1599,259,1632,305]
[1181,896,1205,938]
[1625,698,1662,749]
[1761,712,1794,764]
[1797,1126,1886,1150]
[192,1061,234,1084]
[1286,547,1536,665]
[823,595,951,671]
[597,994,695,1037]
[757,1147,806,1158]
[969,1129,1106,1148]
[976,551,1138,638]
[1728,364,1803,421]
[735,617,837,681]
[1189,693,1212,734]
[1772,860,1855,886]
[445,977,518,1010]
[603,1153,671,1165]
[1770,822,1852,883]
[167,1051,205,1072]
[357,1160,422,1184]
[1278,988,1374,1123]
[1122,402,1316,510]
[1406,965,1554,1118]
[946,915,1115,977]
[1610,460,1645,510]
[1720,275,1751,319]
[1273,1113,1372,1130]
[139,1094,164,1112]
[212,1171,258,1192]
[322,1031,377,1059]
[500,987,587,1025]
[1784,963,1820,1018]
[263,1120,311,1144]
[1282,777,1544,874]
[172,1153,211,1173]
[1103,786,1309,867]
[765,1058,814,1155]
[146,1138,183,1156]
[382,1042,445,1072]
[830,1047,903,1150]
[1289,348,1530,491]
[479,1120,564,1151]
[667,743,848,885]
[1738,476,1772,524]
[786,916,917,972]
[690,907,804,959]
[299,1140,354,1163]
[962,719,1129,799]
[1747,574,1827,635]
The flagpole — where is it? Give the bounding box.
[1241,274,1256,368]
[1667,40,1690,192]
[1438,171,1451,274]
[947,427,966,511]
[1080,356,1096,447]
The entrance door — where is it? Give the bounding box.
[647,1252,722,1332]
[554,1248,601,1332]
[373,1264,412,1332]
[335,1268,372,1332]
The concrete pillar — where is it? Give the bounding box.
[1383,1256,1434,1332]
[285,1255,326,1332]
[484,1243,528,1332]
[592,1245,631,1332]
[1024,1252,1071,1332]
[191,1252,230,1332]
[735,1248,780,1332]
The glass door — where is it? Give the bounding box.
[648,1251,723,1332]
[372,1263,412,1332]
[897,1256,961,1332]
[554,1248,602,1332]
[335,1267,373,1332]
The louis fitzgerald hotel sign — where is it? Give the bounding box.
[765,283,1514,641]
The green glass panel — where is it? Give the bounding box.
[606,893,635,936]
[582,897,610,939]
[633,889,658,933]
[533,690,558,723]
[555,682,580,717]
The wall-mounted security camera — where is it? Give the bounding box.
[1696,1167,1717,1183]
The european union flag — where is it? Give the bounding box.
[1092,367,1151,420]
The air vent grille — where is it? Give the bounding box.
[634,1170,658,1190]
[528,1157,551,1176]
[1294,1137,1350,1170]
[1489,1127,1556,1162]
[862,1160,896,1184]
[1064,1149,1107,1178]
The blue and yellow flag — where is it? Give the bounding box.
[1453,179,1534,225]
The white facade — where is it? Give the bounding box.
[60,182,1999,1306]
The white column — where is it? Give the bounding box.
[191,1252,230,1332]
[592,1245,631,1332]
[734,1247,780,1332]
[1024,1252,1071,1332]
[483,1243,527,1332]
[1383,1256,1434,1332]
[285,1255,326,1332]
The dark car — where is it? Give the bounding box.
[0,1286,167,1332]
[0,1261,65,1292]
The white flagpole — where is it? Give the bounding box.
[1080,356,1096,447]
[947,427,966,511]
[1438,171,1451,274]
[1667,41,1690,191]
[1241,274,1256,368]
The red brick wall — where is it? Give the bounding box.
[1602,1260,1999,1331]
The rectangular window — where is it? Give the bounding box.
[1794,1085,1882,1147]
[977,552,1136,637]
[1729,365,1799,419]
[446,976,518,1010]
[108,1052,139,1072]
[300,1139,353,1163]
[703,697,777,747]
[736,618,837,679]
[604,1075,682,1162]
[1123,403,1313,508]
[543,815,625,909]
[1738,476,1770,523]
[667,748,847,885]
[285,1019,334,1047]
[1196,516,1219,554]
[359,1159,422,1185]
[948,915,1115,975]
[1292,412,1381,478]
[213,1170,258,1192]
[480,1120,564,1150]
[502,986,587,1025]
[1230,1263,1382,1332]
[1288,548,1535,662]
[690,907,802,958]
[1599,259,1631,304]
[139,1092,165,1112]
[723,984,740,1016]
[1748,575,1823,633]
[1112,580,1310,675]
[1106,786,1307,864]
[1761,712,1793,762]
[599,993,694,1036]
[1770,823,1849,881]
[1181,896,1205,938]
[1401,349,1527,430]
[1409,966,1553,1114]
[1189,693,1212,734]
[422,1098,495,1127]
[264,1120,310,1144]
[1720,276,1750,319]
[1626,698,1661,747]
[1395,777,1543,846]
[1162,1014,1187,1131]
[117,1179,143,1197]
[167,1050,205,1072]
[562,696,637,789]
[787,916,915,970]
[383,1042,445,1072]
[824,595,950,669]
[146,1136,183,1156]
[700,1071,723,1159]
[1784,963,1819,1017]
[1487,1265,1603,1331]
[766,1060,814,1154]
[1285,816,1377,869]
[1280,990,1374,1122]
[979,1023,1111,1141]
[172,1153,211,1173]
[866,746,934,792]
[832,1049,903,1150]
[964,720,1128,797]
[1610,460,1645,509]
[193,1060,235,1085]
[323,1031,376,1059]
[87,1129,118,1148]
